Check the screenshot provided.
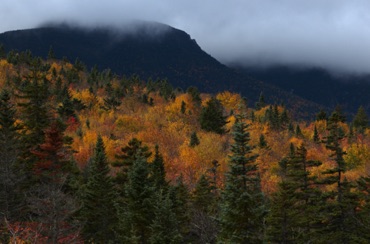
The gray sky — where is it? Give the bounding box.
[2,0,370,74]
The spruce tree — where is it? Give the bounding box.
[219,113,265,243]
[189,131,200,147]
[313,125,320,143]
[120,151,155,243]
[113,138,152,187]
[267,144,323,243]
[79,135,118,243]
[180,100,186,114]
[0,90,24,238]
[199,97,228,134]
[149,190,182,244]
[318,111,360,243]
[255,92,265,110]
[352,106,369,133]
[191,174,218,243]
[150,145,168,190]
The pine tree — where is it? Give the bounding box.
[169,175,191,239]
[189,131,200,147]
[352,106,369,133]
[79,135,118,243]
[313,125,320,143]
[191,174,218,243]
[149,190,182,244]
[318,111,360,243]
[199,97,228,134]
[295,124,303,137]
[150,145,168,190]
[0,90,24,238]
[113,138,152,187]
[180,100,186,114]
[316,109,327,121]
[219,113,265,243]
[255,92,265,110]
[120,151,155,243]
[267,144,323,243]
[258,134,268,149]
[187,86,202,107]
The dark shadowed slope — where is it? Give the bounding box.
[0,23,323,118]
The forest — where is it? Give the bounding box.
[0,47,370,243]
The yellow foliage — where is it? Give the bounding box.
[216,91,242,113]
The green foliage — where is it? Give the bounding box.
[120,151,155,243]
[316,109,328,121]
[199,97,228,134]
[180,100,186,114]
[150,145,168,190]
[149,190,182,244]
[352,106,369,133]
[189,131,200,147]
[0,89,24,224]
[79,136,118,242]
[219,113,265,243]
[255,92,265,110]
[187,86,202,107]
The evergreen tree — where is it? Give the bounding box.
[199,97,228,134]
[191,174,218,243]
[149,190,182,244]
[120,151,155,243]
[79,136,118,243]
[255,92,265,110]
[169,175,191,239]
[47,45,55,60]
[295,124,303,137]
[313,125,320,143]
[150,145,167,190]
[187,86,202,107]
[219,113,265,243]
[318,111,360,243]
[352,106,369,133]
[16,69,51,181]
[258,134,268,149]
[113,138,152,187]
[0,90,24,239]
[267,144,323,243]
[180,100,186,114]
[189,131,200,147]
[0,44,5,59]
[316,109,328,121]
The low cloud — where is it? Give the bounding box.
[2,0,370,74]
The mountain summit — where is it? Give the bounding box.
[0,22,322,118]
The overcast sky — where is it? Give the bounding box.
[1,0,370,74]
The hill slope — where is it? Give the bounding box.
[0,23,323,118]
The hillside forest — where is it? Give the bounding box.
[1,48,370,243]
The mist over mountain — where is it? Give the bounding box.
[0,22,361,118]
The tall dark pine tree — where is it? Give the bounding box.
[113,138,152,188]
[319,110,360,243]
[79,135,118,243]
[219,113,265,243]
[150,145,168,190]
[199,97,228,134]
[0,90,23,241]
[267,144,323,243]
[16,65,51,182]
[119,151,155,243]
[352,106,369,133]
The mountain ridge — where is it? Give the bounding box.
[0,23,324,119]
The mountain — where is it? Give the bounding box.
[235,65,370,118]
[0,22,323,118]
